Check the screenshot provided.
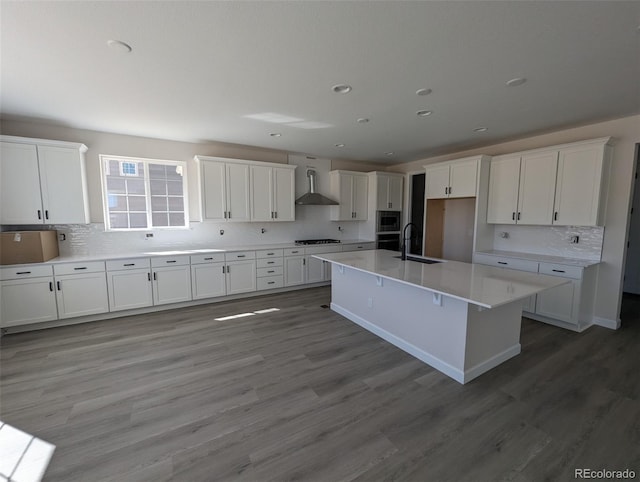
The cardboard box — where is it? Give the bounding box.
[0,231,59,265]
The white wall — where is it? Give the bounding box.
[390,114,640,326]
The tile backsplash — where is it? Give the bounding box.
[491,225,604,261]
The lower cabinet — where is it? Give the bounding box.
[284,253,306,286]
[106,258,153,312]
[151,256,192,305]
[225,259,256,295]
[55,272,109,319]
[191,262,226,300]
[1,276,57,327]
[306,256,330,283]
[536,280,578,323]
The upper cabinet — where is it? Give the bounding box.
[250,164,296,222]
[425,158,478,199]
[486,137,613,226]
[329,171,368,221]
[0,136,90,225]
[196,155,296,223]
[371,172,404,211]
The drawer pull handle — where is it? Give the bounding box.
[49,282,53,292]
[268,281,275,285]
[291,250,299,254]
[16,271,31,275]
[74,267,87,270]
[124,263,135,267]
[268,270,275,273]
[237,255,246,258]
[497,262,508,265]
[267,252,275,255]
[267,261,275,264]
[552,269,566,273]
[166,260,177,263]
[204,257,213,261]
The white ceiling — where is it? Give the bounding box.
[1,1,639,164]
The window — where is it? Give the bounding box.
[100,155,189,230]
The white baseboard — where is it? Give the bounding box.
[592,316,621,330]
[463,345,521,383]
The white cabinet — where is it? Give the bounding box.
[191,253,226,300]
[536,280,578,323]
[329,171,368,221]
[425,158,478,199]
[342,242,376,252]
[106,258,153,312]
[0,265,57,327]
[151,256,192,305]
[250,165,296,222]
[486,150,558,225]
[553,141,611,226]
[200,159,251,222]
[487,138,612,226]
[225,260,257,295]
[371,172,404,211]
[306,256,329,283]
[0,137,89,225]
[284,255,306,286]
[256,249,284,290]
[53,262,109,319]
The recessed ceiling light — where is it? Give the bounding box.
[356,118,370,124]
[335,143,345,148]
[385,152,394,156]
[416,110,433,117]
[473,127,488,133]
[269,133,281,137]
[332,84,352,94]
[506,77,527,87]
[107,39,132,53]
[416,88,432,96]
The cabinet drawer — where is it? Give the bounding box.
[474,254,539,273]
[257,275,284,290]
[190,253,225,264]
[284,248,304,256]
[257,266,284,278]
[538,262,583,279]
[305,245,342,255]
[225,251,256,261]
[54,261,105,276]
[256,249,284,259]
[151,255,190,268]
[257,257,283,269]
[0,264,53,280]
[106,258,151,271]
[342,242,376,252]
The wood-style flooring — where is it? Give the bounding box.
[1,287,639,481]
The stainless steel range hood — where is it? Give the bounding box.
[295,169,338,205]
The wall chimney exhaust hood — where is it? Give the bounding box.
[295,169,338,205]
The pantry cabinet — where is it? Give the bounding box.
[250,164,296,222]
[425,158,478,199]
[0,136,89,225]
[329,171,368,221]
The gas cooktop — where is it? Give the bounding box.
[294,239,341,245]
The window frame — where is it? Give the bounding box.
[99,154,190,232]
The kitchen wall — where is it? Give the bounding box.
[390,114,640,327]
[0,119,383,255]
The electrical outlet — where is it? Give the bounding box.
[145,233,154,239]
[219,229,224,235]
[500,232,509,239]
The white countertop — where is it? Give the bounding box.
[2,240,374,266]
[314,250,569,309]
[475,250,600,267]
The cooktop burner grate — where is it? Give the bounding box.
[294,239,341,245]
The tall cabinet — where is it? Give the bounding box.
[0,136,90,225]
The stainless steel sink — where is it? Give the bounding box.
[394,255,442,264]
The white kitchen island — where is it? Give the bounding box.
[313,250,569,384]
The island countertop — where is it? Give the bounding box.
[313,249,569,309]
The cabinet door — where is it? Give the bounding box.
[522,295,536,313]
[153,265,192,305]
[535,280,577,324]
[554,144,604,226]
[449,161,477,198]
[425,165,450,199]
[250,165,273,222]
[0,142,43,224]
[107,269,153,312]
[37,145,89,224]
[306,255,328,283]
[517,151,558,225]
[202,161,227,221]
[487,155,521,224]
[55,273,109,319]
[284,256,306,286]
[226,260,256,295]
[387,176,403,210]
[273,167,295,221]
[191,263,226,300]
[352,174,368,220]
[0,278,57,327]
[337,173,354,220]
[376,175,390,211]
[226,163,251,221]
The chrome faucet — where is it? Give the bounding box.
[401,222,416,260]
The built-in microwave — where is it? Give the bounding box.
[376,210,401,232]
